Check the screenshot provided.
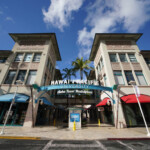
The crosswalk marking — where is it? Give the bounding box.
[96,140,107,150]
[117,140,135,150]
[42,140,53,150]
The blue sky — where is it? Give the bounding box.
[0,0,150,74]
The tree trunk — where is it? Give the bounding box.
[80,70,83,80]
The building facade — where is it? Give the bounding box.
[89,33,150,128]
[0,33,150,129]
[0,33,61,127]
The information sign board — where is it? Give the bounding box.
[70,113,80,122]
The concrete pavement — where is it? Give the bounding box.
[0,124,150,140]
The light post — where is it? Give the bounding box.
[129,80,150,137]
[0,80,23,135]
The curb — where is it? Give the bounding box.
[0,136,41,140]
[108,138,150,140]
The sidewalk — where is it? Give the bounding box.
[0,125,150,140]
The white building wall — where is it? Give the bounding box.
[93,36,150,128]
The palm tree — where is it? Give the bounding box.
[72,57,93,80]
[61,68,76,80]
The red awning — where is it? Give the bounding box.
[96,97,110,107]
[121,94,150,104]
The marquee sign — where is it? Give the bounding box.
[33,80,116,104]
[37,83,113,93]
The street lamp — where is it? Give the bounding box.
[129,80,150,137]
[0,80,23,135]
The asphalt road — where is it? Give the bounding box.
[0,139,150,150]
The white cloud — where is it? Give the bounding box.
[42,0,84,31]
[78,0,150,58]
[78,46,91,58]
[5,17,15,23]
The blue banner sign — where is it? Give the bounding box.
[70,113,80,122]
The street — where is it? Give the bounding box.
[0,139,150,150]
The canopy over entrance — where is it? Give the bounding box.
[0,93,29,103]
[121,94,150,103]
[96,97,110,107]
[35,97,54,106]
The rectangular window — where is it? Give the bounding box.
[47,58,49,67]
[43,74,47,85]
[145,58,150,64]
[114,71,124,85]
[49,61,51,71]
[104,75,107,86]
[51,67,54,75]
[4,70,16,84]
[14,53,23,62]
[125,71,135,84]
[100,58,104,67]
[135,71,147,85]
[16,70,27,83]
[119,54,127,62]
[0,57,7,63]
[128,54,137,62]
[97,62,101,73]
[109,54,118,62]
[26,71,37,85]
[23,53,32,62]
[33,53,41,62]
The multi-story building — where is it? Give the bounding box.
[1,33,150,129]
[0,33,61,127]
[89,33,150,128]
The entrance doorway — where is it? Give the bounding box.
[0,102,28,126]
[122,103,150,127]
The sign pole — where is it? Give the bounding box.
[132,85,150,136]
[0,85,18,135]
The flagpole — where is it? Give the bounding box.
[129,81,150,136]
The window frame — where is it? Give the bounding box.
[4,70,17,84]
[124,71,135,85]
[109,54,118,62]
[135,71,147,85]
[119,54,127,62]
[23,53,32,62]
[114,71,125,85]
[26,70,37,85]
[128,54,137,62]
[33,53,41,62]
[0,57,7,63]
[145,58,150,65]
[14,53,23,62]
[15,70,27,84]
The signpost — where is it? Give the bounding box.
[129,80,150,137]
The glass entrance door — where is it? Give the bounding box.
[0,102,28,126]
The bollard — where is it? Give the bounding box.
[129,120,132,127]
[73,120,76,131]
[98,119,100,126]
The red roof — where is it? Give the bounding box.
[96,97,110,107]
[121,94,150,104]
